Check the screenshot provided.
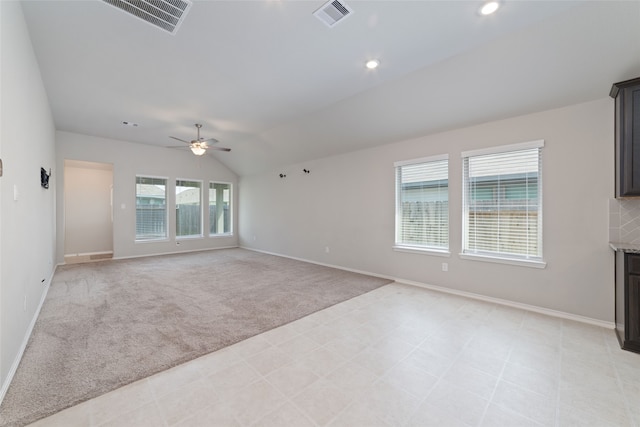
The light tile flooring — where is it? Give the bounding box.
[29,283,639,427]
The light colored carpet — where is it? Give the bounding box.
[0,248,391,426]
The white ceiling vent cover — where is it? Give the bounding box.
[313,0,353,28]
[102,0,192,35]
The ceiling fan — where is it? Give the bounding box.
[169,123,230,156]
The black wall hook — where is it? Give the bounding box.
[279,173,286,178]
[303,169,310,174]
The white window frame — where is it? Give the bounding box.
[461,140,546,268]
[175,178,203,239]
[135,175,169,242]
[394,154,450,256]
[209,181,233,237]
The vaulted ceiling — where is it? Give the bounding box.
[21,1,640,176]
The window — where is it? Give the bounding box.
[209,182,232,235]
[176,179,202,238]
[395,155,449,252]
[462,140,543,263]
[136,176,167,241]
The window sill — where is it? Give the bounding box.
[176,235,204,241]
[209,233,234,238]
[135,238,169,244]
[393,245,450,257]
[459,253,546,269]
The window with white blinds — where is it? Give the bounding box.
[136,176,167,241]
[462,140,543,261]
[209,182,232,236]
[395,155,449,251]
[176,179,202,238]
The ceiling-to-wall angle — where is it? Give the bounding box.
[101,0,192,34]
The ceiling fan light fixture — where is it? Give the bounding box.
[169,123,230,155]
[190,145,206,156]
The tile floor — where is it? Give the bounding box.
[28,283,640,427]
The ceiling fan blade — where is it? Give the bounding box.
[208,146,231,152]
[201,137,219,144]
[169,136,190,144]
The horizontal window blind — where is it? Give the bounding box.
[463,142,543,260]
[136,176,167,241]
[176,179,202,237]
[209,182,232,235]
[395,156,449,250]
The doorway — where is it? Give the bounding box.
[64,160,113,263]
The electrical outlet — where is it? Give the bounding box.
[442,262,448,272]
[325,246,330,253]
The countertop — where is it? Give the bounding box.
[609,242,640,253]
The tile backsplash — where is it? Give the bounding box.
[610,198,640,243]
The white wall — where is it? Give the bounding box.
[64,161,113,256]
[240,98,615,323]
[0,1,56,393]
[56,131,238,263]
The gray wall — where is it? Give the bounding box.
[56,131,239,263]
[0,2,57,393]
[239,98,614,323]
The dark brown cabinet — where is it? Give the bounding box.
[611,77,640,197]
[615,252,640,353]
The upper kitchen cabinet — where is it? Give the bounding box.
[611,77,640,197]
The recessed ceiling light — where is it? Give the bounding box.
[122,121,138,127]
[479,1,500,15]
[365,59,380,70]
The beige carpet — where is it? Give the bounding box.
[0,248,391,427]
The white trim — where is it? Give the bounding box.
[242,246,396,281]
[176,178,204,238]
[394,277,613,329]
[175,235,204,241]
[461,139,544,158]
[209,233,234,239]
[394,153,449,167]
[135,238,170,244]
[393,245,450,257]
[459,253,547,269]
[240,246,611,329]
[208,181,233,237]
[0,267,56,405]
[135,174,169,180]
[112,245,239,261]
[63,250,113,257]
[136,175,169,242]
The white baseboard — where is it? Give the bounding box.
[110,245,239,261]
[394,278,615,330]
[0,266,56,405]
[242,246,397,281]
[241,246,615,330]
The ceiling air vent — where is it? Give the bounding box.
[313,0,353,28]
[102,0,192,35]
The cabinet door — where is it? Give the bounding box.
[618,85,640,196]
[628,274,640,347]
